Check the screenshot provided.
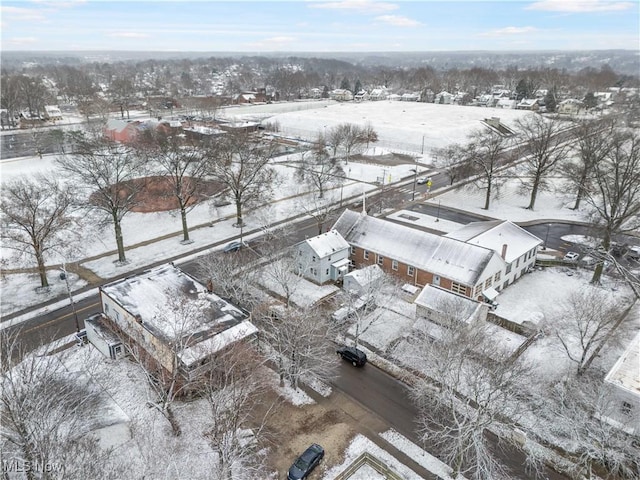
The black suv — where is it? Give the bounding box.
[336,346,367,367]
[287,443,324,480]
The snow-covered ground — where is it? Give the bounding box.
[258,100,534,153]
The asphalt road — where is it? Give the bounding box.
[334,362,568,479]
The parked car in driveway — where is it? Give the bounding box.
[223,241,247,253]
[287,443,324,480]
[336,346,367,367]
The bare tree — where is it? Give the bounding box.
[197,250,261,311]
[57,133,147,263]
[432,144,473,186]
[411,319,532,480]
[261,248,310,309]
[201,343,273,480]
[137,129,211,242]
[257,306,335,389]
[542,373,640,479]
[1,332,104,480]
[550,288,635,376]
[209,132,278,233]
[296,191,340,236]
[564,117,615,211]
[515,114,571,210]
[582,131,640,284]
[0,174,80,288]
[335,268,399,349]
[465,128,510,210]
[296,134,344,199]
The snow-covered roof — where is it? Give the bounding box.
[605,328,640,398]
[344,264,384,286]
[105,118,134,133]
[100,264,247,343]
[179,320,257,367]
[302,229,350,258]
[333,210,501,286]
[414,284,480,320]
[445,220,542,263]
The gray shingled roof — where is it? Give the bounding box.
[333,209,499,286]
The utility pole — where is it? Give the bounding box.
[60,262,81,333]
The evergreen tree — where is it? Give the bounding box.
[340,77,351,92]
[354,79,362,94]
[544,88,557,113]
[583,92,598,109]
[321,85,329,98]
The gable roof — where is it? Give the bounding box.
[333,209,501,286]
[445,220,542,263]
[302,229,350,258]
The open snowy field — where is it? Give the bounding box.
[259,100,534,152]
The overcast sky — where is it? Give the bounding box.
[2,0,638,52]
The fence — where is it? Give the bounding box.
[266,124,425,155]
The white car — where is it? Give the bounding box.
[563,251,580,261]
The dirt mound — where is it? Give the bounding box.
[89,176,225,213]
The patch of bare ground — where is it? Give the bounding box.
[349,152,417,166]
[254,387,356,479]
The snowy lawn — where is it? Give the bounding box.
[430,174,590,224]
[262,101,533,152]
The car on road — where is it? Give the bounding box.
[336,346,367,367]
[563,251,580,261]
[416,176,429,185]
[223,241,247,253]
[287,443,324,480]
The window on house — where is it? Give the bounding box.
[433,275,440,286]
[364,250,369,260]
[622,401,633,416]
[494,271,501,282]
[312,255,316,262]
[350,246,356,255]
[104,303,109,312]
[451,282,466,295]
[298,249,302,256]
[392,260,398,271]
[484,278,492,289]
[325,269,329,275]
[407,266,415,276]
[377,254,384,265]
[349,259,355,268]
[114,345,122,355]
[516,258,520,268]
[503,280,509,289]
[506,264,512,274]
[115,311,120,321]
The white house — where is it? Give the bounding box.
[516,98,539,110]
[296,230,351,285]
[98,264,257,381]
[445,220,542,301]
[330,89,353,102]
[604,329,640,431]
[557,99,584,115]
[44,105,63,121]
[435,91,455,104]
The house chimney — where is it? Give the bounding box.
[501,244,508,259]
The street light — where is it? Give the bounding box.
[60,262,81,333]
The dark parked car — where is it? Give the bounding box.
[287,443,324,480]
[336,346,367,367]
